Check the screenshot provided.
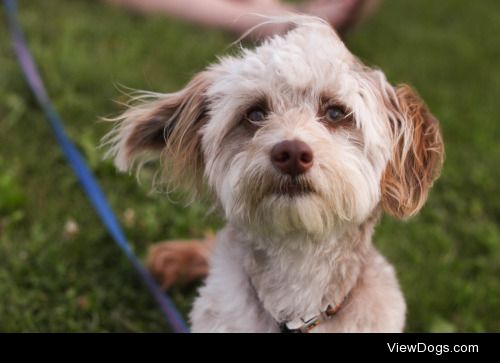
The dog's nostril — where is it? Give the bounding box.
[274,150,290,163]
[271,139,314,176]
[300,149,313,164]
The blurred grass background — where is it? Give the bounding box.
[0,0,499,332]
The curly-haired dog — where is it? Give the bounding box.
[104,16,444,332]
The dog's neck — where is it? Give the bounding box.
[232,211,380,323]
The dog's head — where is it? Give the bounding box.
[104,16,444,238]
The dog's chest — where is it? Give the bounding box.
[243,243,345,323]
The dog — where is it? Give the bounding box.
[103,16,444,332]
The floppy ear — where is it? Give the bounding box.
[103,71,213,189]
[381,84,444,219]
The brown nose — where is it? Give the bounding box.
[271,140,313,177]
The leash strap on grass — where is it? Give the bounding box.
[3,0,189,333]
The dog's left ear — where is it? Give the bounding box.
[381,84,444,219]
[103,71,213,190]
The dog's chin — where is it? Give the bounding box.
[229,174,360,239]
[232,189,336,239]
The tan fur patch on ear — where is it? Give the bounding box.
[382,84,444,219]
[103,72,213,195]
[160,72,212,194]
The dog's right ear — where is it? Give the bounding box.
[103,71,213,187]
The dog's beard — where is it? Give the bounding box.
[228,168,362,239]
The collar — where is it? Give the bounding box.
[279,294,350,333]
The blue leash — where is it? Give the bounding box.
[3,0,189,333]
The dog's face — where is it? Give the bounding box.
[105,17,444,239]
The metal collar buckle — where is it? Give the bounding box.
[280,294,350,333]
[280,301,344,333]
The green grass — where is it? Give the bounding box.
[0,0,499,332]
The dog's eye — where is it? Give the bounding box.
[325,106,346,123]
[246,107,267,123]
